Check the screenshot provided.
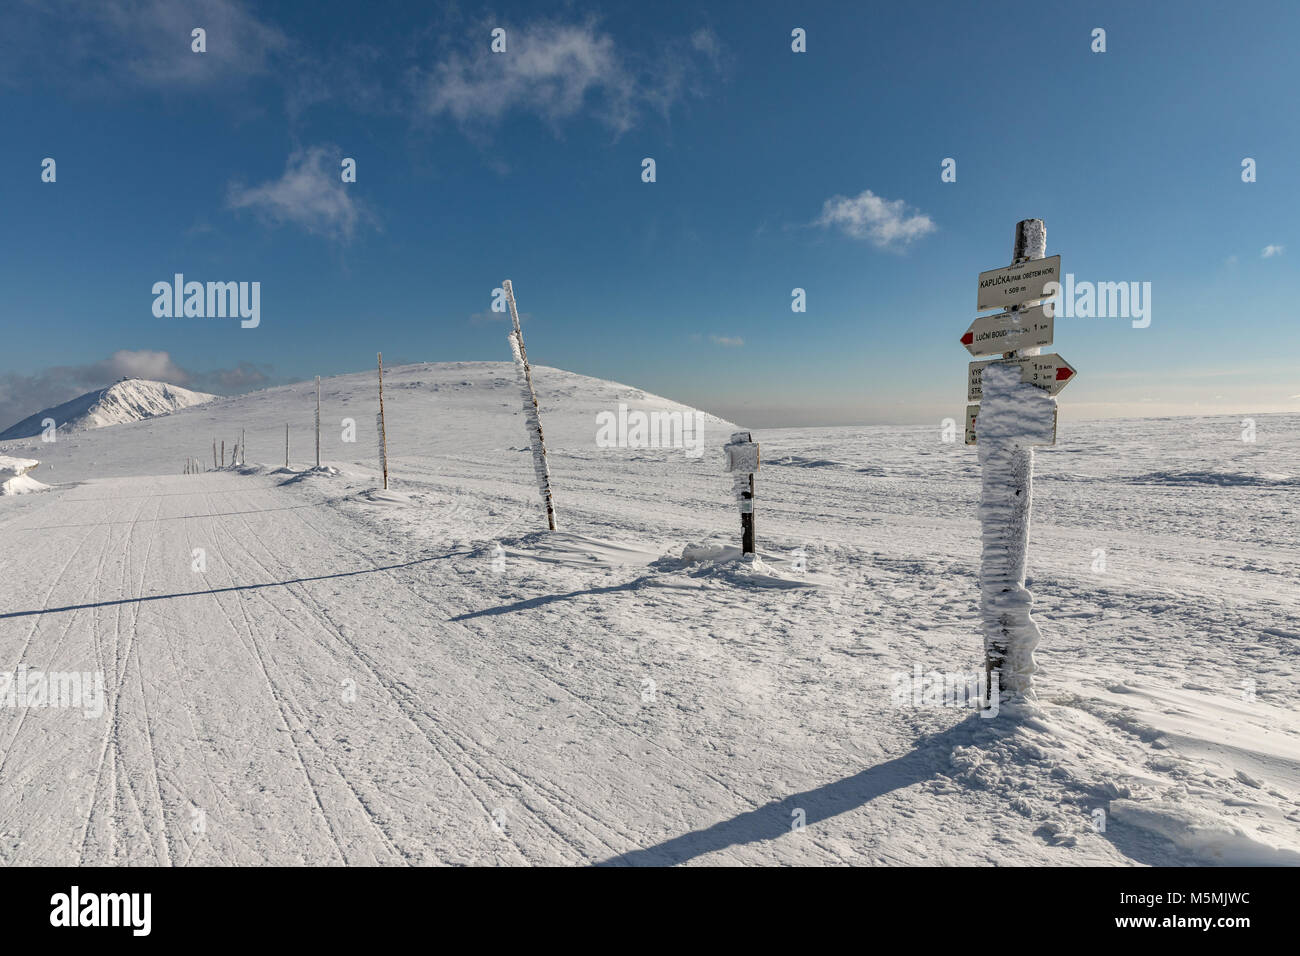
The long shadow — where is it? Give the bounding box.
[450,578,653,620]
[597,715,1011,866]
[0,550,473,619]
[449,575,698,621]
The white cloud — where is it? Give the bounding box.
[95,349,190,383]
[227,146,374,240]
[814,189,936,249]
[3,0,289,90]
[415,20,721,136]
[709,335,744,347]
[1262,244,1285,258]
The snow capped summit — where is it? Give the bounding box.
[0,378,217,440]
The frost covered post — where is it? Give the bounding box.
[376,352,389,490]
[503,279,557,531]
[284,424,289,467]
[723,431,760,555]
[966,219,1075,704]
[315,376,322,469]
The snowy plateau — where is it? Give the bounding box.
[0,361,1296,866]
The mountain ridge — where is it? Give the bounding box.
[0,378,217,440]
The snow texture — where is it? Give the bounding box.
[724,431,756,509]
[0,360,1296,866]
[977,363,1058,699]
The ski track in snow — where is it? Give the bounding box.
[0,362,1296,865]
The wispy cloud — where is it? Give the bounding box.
[1262,244,1285,258]
[414,19,722,137]
[814,189,936,250]
[2,0,289,91]
[227,146,375,240]
[709,335,744,347]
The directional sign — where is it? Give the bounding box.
[976,255,1061,312]
[960,304,1054,357]
[967,354,1077,402]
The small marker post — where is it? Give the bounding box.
[723,431,760,556]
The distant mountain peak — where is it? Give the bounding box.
[0,379,217,441]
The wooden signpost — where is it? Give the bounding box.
[967,353,1076,402]
[975,255,1061,312]
[723,431,760,555]
[963,219,1078,704]
[960,303,1054,356]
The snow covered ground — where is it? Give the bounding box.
[0,361,1296,865]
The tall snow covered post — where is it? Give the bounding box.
[978,219,1055,704]
[503,280,558,531]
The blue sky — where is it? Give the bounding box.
[1,0,1296,427]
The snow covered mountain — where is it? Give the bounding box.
[0,378,217,440]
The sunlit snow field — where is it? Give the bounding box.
[1,362,1296,865]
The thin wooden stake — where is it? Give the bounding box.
[504,279,557,531]
[377,352,389,491]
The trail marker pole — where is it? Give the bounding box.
[964,218,1077,704]
[723,431,760,555]
[221,440,225,467]
[377,352,389,490]
[240,428,245,466]
[285,424,289,468]
[212,441,217,469]
[503,279,558,531]
[315,376,321,469]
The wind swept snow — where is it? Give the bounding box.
[0,362,1296,865]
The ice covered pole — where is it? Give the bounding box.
[503,279,558,531]
[377,352,389,490]
[315,376,321,469]
[979,219,1051,703]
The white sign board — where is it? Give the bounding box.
[961,304,1054,356]
[967,353,1077,402]
[724,442,760,474]
[976,255,1061,312]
